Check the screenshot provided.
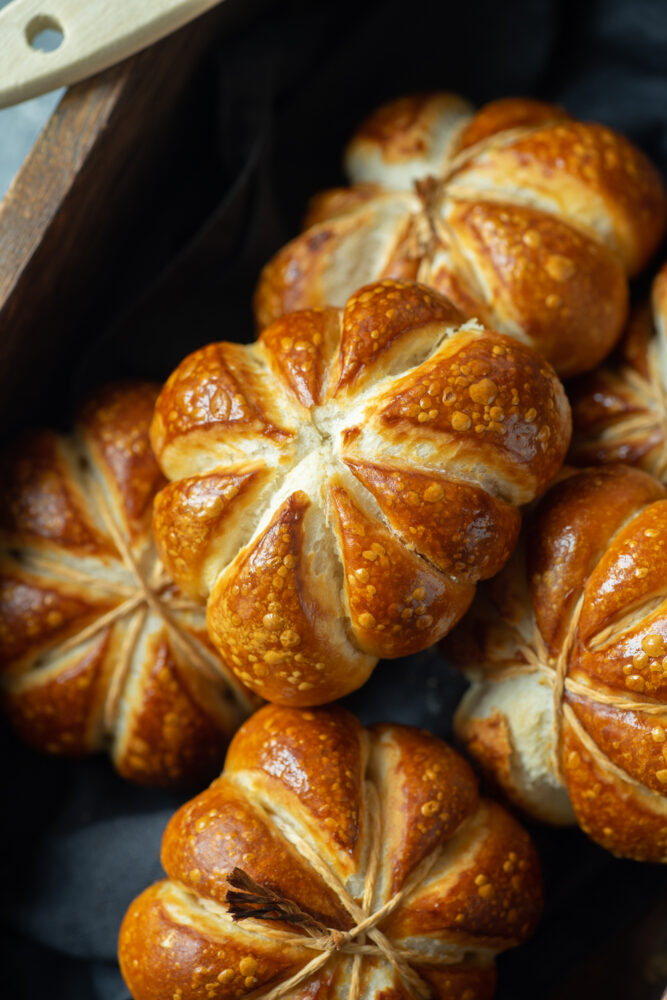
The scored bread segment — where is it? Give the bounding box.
[344,93,475,189]
[330,482,475,658]
[343,459,520,581]
[153,465,272,602]
[438,199,627,377]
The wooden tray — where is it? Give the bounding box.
[0,3,665,998]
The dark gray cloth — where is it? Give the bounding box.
[3,0,667,996]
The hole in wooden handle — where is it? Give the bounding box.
[26,13,64,52]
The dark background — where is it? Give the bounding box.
[1,0,667,996]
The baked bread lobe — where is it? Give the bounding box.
[0,382,256,786]
[254,94,667,377]
[447,464,667,861]
[150,280,571,706]
[569,261,667,480]
[118,704,542,1000]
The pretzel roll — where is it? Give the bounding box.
[569,261,667,480]
[0,382,257,786]
[446,465,667,861]
[255,93,667,377]
[119,704,542,1000]
[151,280,571,706]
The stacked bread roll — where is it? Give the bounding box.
[570,261,667,479]
[0,382,256,786]
[254,93,666,377]
[120,705,542,1000]
[149,280,570,705]
[448,465,667,862]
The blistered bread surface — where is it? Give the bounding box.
[449,465,667,861]
[119,704,542,1000]
[0,382,255,785]
[570,261,667,480]
[151,281,571,705]
[255,94,667,377]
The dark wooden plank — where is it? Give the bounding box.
[0,0,267,431]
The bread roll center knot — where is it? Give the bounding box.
[223,794,449,1000]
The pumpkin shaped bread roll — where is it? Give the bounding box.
[447,464,667,862]
[254,94,666,377]
[119,704,543,1000]
[150,280,571,706]
[570,261,667,480]
[0,382,256,786]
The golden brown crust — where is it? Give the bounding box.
[366,330,570,498]
[253,231,323,334]
[348,93,472,167]
[260,308,342,408]
[161,776,352,928]
[0,432,114,555]
[458,121,666,273]
[569,261,667,481]
[303,184,385,229]
[351,92,438,155]
[577,498,667,651]
[119,881,313,1000]
[426,257,494,332]
[330,484,475,658]
[224,705,370,886]
[113,637,238,787]
[153,466,271,601]
[253,93,666,377]
[450,465,667,860]
[3,632,112,754]
[254,198,423,336]
[344,460,520,580]
[150,343,296,478]
[415,964,497,1000]
[454,97,569,151]
[441,199,627,378]
[119,705,542,1000]
[561,722,667,862]
[566,695,667,796]
[0,563,116,668]
[206,493,376,706]
[78,381,166,535]
[369,724,478,896]
[451,710,520,811]
[383,800,542,946]
[334,278,463,394]
[154,280,570,705]
[528,465,666,653]
[0,382,253,786]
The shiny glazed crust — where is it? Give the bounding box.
[254,94,667,377]
[447,465,667,861]
[569,261,667,479]
[119,704,542,1000]
[151,280,571,706]
[0,382,256,786]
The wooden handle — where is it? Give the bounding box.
[0,0,224,108]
